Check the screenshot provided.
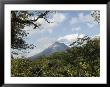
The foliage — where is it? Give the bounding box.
[11,11,54,51]
[11,58,33,76]
[11,38,100,77]
[91,11,100,24]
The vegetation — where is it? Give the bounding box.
[11,11,54,51]
[11,38,100,77]
[11,10,100,77]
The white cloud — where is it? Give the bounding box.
[79,34,85,38]
[35,12,66,33]
[70,17,78,25]
[27,48,41,57]
[72,27,81,32]
[91,33,100,39]
[70,12,97,28]
[57,34,85,46]
[37,37,53,47]
[23,12,66,35]
[58,34,78,42]
[52,12,66,23]
[23,26,38,36]
[78,13,94,23]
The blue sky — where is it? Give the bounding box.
[17,10,100,57]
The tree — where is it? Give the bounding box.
[11,11,54,51]
[68,36,100,76]
[91,11,100,24]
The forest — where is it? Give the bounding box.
[11,37,100,77]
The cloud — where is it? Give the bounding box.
[23,12,66,35]
[35,12,66,33]
[70,12,97,28]
[37,37,53,47]
[27,48,41,57]
[51,12,66,23]
[79,34,85,38]
[78,13,94,23]
[72,27,81,32]
[91,33,100,39]
[70,17,78,25]
[57,34,85,46]
[58,34,78,42]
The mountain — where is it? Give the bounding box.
[40,42,69,56]
[30,42,69,60]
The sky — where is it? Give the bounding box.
[14,10,100,57]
